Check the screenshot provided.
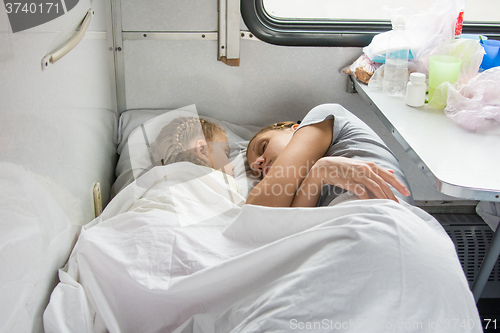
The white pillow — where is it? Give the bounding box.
[111,105,261,198]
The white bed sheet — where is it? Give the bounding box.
[44,163,481,333]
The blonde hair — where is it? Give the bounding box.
[246,121,297,160]
[152,117,225,167]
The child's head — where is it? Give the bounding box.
[246,121,299,178]
[153,117,234,176]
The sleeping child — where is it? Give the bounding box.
[246,103,413,207]
[152,116,235,177]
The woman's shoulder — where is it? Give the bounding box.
[300,104,349,127]
[299,103,352,128]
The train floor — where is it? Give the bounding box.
[432,212,500,332]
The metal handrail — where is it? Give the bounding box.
[41,8,94,70]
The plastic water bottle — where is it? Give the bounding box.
[383,19,410,96]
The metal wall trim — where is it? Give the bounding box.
[122,31,260,41]
[123,32,218,41]
[111,0,126,114]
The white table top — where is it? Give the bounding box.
[354,81,500,202]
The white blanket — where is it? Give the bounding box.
[44,163,482,333]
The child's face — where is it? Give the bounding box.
[208,133,234,177]
[247,128,295,178]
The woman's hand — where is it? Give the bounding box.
[311,156,411,202]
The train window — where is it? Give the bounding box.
[241,0,500,47]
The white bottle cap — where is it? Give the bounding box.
[410,72,426,84]
[392,18,406,30]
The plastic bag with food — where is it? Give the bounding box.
[341,54,381,84]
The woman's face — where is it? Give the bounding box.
[247,128,295,178]
[208,132,234,177]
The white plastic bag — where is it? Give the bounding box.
[431,67,500,131]
[368,65,385,90]
[363,0,461,69]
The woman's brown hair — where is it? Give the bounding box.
[246,121,297,160]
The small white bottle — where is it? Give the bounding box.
[405,73,426,107]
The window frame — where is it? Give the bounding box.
[240,0,500,47]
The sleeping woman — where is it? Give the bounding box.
[246,103,413,207]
